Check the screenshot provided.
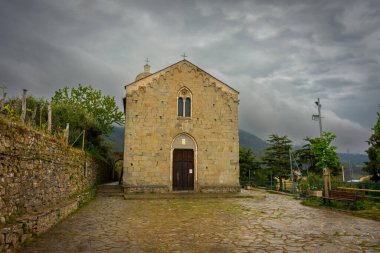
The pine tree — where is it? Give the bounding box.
[262,134,292,191]
[364,112,380,182]
[239,147,260,182]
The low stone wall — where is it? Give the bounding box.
[199,185,241,193]
[123,185,241,193]
[123,184,169,193]
[0,117,109,252]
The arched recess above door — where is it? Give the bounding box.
[171,133,197,150]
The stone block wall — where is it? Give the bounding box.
[0,117,109,252]
[124,60,240,192]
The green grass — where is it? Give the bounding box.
[6,214,16,224]
[301,197,380,221]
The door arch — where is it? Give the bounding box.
[170,133,197,191]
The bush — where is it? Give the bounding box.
[298,178,309,194]
[307,172,323,190]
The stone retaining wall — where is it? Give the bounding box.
[0,117,109,252]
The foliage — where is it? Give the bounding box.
[1,87,117,163]
[294,137,317,173]
[307,172,323,190]
[52,84,124,135]
[297,132,340,175]
[339,181,380,191]
[298,178,309,194]
[262,134,292,191]
[2,96,48,127]
[302,197,380,220]
[239,147,260,182]
[52,103,99,148]
[3,104,18,121]
[301,196,323,207]
[364,112,380,182]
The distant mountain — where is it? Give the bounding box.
[339,153,368,165]
[108,126,124,152]
[108,127,368,165]
[109,127,268,154]
[238,129,268,155]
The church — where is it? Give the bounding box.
[123,59,240,192]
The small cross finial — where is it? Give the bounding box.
[145,58,150,64]
[181,53,187,60]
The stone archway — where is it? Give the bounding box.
[171,133,197,191]
[109,152,123,183]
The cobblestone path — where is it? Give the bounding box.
[20,189,380,253]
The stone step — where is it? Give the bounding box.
[98,186,122,191]
[124,191,256,200]
[97,192,124,197]
[97,183,124,197]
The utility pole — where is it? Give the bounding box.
[313,98,329,198]
[312,98,323,136]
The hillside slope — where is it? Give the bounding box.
[109,126,368,165]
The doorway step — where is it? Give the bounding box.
[98,182,124,197]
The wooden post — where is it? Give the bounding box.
[21,89,27,124]
[328,169,332,191]
[39,105,43,128]
[31,107,37,126]
[82,130,85,151]
[323,168,330,198]
[64,123,69,144]
[47,103,52,132]
[0,85,7,112]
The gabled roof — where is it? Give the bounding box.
[125,59,239,94]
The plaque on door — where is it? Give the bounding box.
[189,169,193,174]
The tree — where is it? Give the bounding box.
[52,84,124,135]
[262,134,292,191]
[364,112,380,182]
[51,84,123,160]
[309,132,340,175]
[51,103,107,153]
[239,147,260,182]
[295,137,317,174]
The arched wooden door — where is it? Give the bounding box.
[173,149,194,191]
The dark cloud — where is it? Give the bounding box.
[1,0,379,153]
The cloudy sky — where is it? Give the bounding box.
[1,0,379,154]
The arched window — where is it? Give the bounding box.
[177,87,192,118]
[178,97,183,116]
[185,98,191,117]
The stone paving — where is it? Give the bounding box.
[20,189,380,253]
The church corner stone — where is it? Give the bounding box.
[123,60,240,193]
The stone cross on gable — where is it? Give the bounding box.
[181,53,188,60]
[145,58,150,64]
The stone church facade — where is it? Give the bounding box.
[123,60,240,192]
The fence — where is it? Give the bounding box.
[240,179,297,192]
[0,88,85,148]
[241,178,380,198]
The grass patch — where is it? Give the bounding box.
[6,214,16,224]
[301,197,380,221]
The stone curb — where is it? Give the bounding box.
[266,189,297,197]
[124,193,256,200]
